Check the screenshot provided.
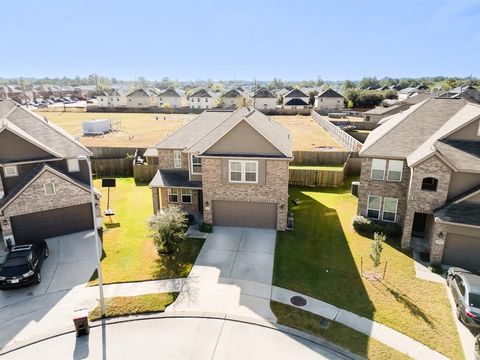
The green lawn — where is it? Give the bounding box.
[271,302,408,360]
[273,178,463,360]
[289,165,344,171]
[91,178,204,285]
[89,292,178,321]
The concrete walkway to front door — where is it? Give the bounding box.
[166,226,278,321]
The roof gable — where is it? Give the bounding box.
[189,89,212,98]
[127,88,151,97]
[252,88,276,98]
[317,88,343,98]
[284,88,308,98]
[222,89,243,98]
[0,127,58,163]
[285,98,308,106]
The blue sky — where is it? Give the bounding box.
[1,0,479,81]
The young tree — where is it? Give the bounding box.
[148,206,187,254]
[370,232,386,273]
[343,80,355,90]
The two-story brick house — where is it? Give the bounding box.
[149,108,292,230]
[0,99,100,247]
[357,97,480,271]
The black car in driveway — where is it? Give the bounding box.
[0,242,49,289]
[447,267,480,329]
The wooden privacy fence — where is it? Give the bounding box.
[291,150,352,165]
[289,168,345,187]
[133,164,158,182]
[311,110,363,152]
[329,120,379,131]
[91,158,133,177]
[88,146,146,159]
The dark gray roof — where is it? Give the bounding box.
[189,89,212,98]
[284,88,308,98]
[364,104,403,115]
[149,170,202,189]
[435,202,480,227]
[317,88,343,98]
[285,98,308,106]
[0,99,91,158]
[127,88,156,97]
[159,88,185,98]
[252,88,276,98]
[222,89,243,98]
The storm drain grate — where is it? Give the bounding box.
[319,318,330,329]
[290,295,307,307]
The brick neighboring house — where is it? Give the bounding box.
[148,107,292,230]
[126,88,159,108]
[356,97,480,271]
[314,88,344,111]
[362,93,432,123]
[0,99,101,247]
[158,88,186,109]
[221,89,248,109]
[97,88,129,107]
[188,89,218,110]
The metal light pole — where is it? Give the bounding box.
[78,155,106,317]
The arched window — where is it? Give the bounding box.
[421,177,438,191]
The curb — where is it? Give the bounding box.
[0,311,364,360]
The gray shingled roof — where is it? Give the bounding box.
[252,88,276,98]
[364,104,403,115]
[159,88,185,98]
[360,98,469,159]
[222,89,243,98]
[189,89,213,98]
[434,140,480,172]
[149,170,202,188]
[0,99,91,158]
[285,98,308,106]
[317,88,343,98]
[435,201,480,227]
[284,88,308,98]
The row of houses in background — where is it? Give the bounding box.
[96,86,345,111]
[0,85,99,103]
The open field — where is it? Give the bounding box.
[37,111,346,151]
[35,111,195,148]
[270,115,345,151]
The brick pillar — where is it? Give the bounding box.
[0,175,4,199]
[203,199,213,225]
[430,222,448,264]
[0,216,14,246]
[401,207,415,249]
[152,188,160,214]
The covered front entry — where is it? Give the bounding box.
[10,204,93,245]
[442,233,480,272]
[212,200,277,229]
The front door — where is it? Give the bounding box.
[198,191,203,213]
[412,212,428,237]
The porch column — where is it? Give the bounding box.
[430,222,448,264]
[0,216,14,247]
[401,207,415,249]
[152,188,160,214]
[0,175,4,199]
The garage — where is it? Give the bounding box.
[212,200,277,229]
[442,233,480,272]
[11,204,94,245]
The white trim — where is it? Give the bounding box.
[191,155,202,175]
[453,188,480,204]
[382,197,398,222]
[167,188,179,203]
[366,195,381,220]
[3,165,18,177]
[181,189,192,203]
[387,160,403,182]
[0,158,60,167]
[370,159,386,180]
[228,160,258,184]
[44,182,56,196]
[173,150,182,169]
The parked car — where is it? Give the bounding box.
[0,242,49,289]
[447,267,480,329]
[475,334,479,360]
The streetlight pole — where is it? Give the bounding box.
[78,155,106,318]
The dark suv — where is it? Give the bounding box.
[0,242,49,289]
[447,267,480,329]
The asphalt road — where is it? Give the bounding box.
[1,317,355,360]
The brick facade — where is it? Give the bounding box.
[156,187,200,215]
[158,149,189,170]
[201,158,289,230]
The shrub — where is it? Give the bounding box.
[429,264,443,274]
[199,223,213,233]
[370,232,386,270]
[352,215,402,239]
[185,213,196,226]
[147,206,187,254]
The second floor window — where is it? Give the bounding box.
[371,159,386,180]
[367,195,381,219]
[173,150,182,168]
[421,177,438,191]
[387,160,403,181]
[191,156,202,174]
[229,160,258,184]
[3,165,18,177]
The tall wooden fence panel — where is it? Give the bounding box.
[91,158,133,177]
[291,151,352,165]
[88,146,147,159]
[311,110,363,151]
[133,165,159,182]
[344,157,362,176]
[289,168,345,187]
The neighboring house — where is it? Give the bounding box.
[149,107,292,230]
[126,88,159,108]
[96,88,128,107]
[221,89,247,109]
[356,97,480,271]
[251,87,277,110]
[283,88,309,109]
[363,93,432,123]
[439,86,480,104]
[188,89,217,109]
[0,99,100,247]
[314,88,344,111]
[397,87,420,100]
[158,88,186,109]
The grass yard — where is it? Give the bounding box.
[271,302,408,360]
[90,178,204,285]
[35,111,195,148]
[273,178,463,359]
[289,165,344,171]
[271,115,346,151]
[89,292,178,321]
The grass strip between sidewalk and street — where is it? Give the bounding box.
[89,292,178,321]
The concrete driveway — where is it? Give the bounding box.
[167,226,278,321]
[1,317,353,360]
[0,230,98,349]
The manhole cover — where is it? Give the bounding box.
[290,296,307,307]
[319,318,330,329]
